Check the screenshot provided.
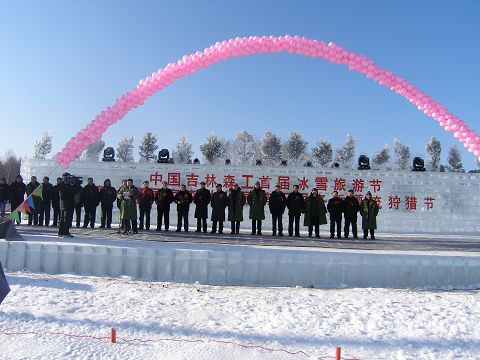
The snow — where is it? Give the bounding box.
[1,272,479,359]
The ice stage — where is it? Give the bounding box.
[1,225,480,289]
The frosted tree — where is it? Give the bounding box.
[83,139,105,162]
[33,131,53,159]
[425,137,441,171]
[372,144,391,167]
[285,131,308,164]
[0,151,21,184]
[312,139,333,167]
[200,134,226,164]
[476,158,480,169]
[334,134,356,168]
[138,132,158,162]
[234,130,255,165]
[174,136,193,164]
[446,145,463,172]
[393,138,411,170]
[260,131,281,163]
[116,136,134,162]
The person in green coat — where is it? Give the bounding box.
[247,181,267,235]
[117,178,140,234]
[227,183,245,234]
[360,191,380,240]
[303,188,327,238]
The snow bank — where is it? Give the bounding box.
[1,236,479,289]
[1,272,480,359]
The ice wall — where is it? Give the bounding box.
[21,159,480,234]
[1,239,479,289]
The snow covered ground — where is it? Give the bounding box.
[1,272,479,359]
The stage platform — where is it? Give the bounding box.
[1,224,480,289]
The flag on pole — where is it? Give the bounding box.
[27,196,35,210]
[10,211,19,223]
[32,185,43,200]
[22,201,31,214]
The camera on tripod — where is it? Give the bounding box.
[62,173,83,186]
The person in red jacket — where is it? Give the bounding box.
[138,180,154,230]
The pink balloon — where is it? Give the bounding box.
[53,35,480,168]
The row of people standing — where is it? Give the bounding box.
[1,175,379,239]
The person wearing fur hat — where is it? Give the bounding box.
[342,189,360,239]
[303,188,328,238]
[268,184,286,236]
[360,191,380,240]
[194,181,211,233]
[247,181,267,235]
[210,183,227,234]
[227,183,245,234]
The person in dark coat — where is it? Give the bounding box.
[360,191,380,240]
[26,176,41,226]
[327,191,343,238]
[38,176,53,226]
[268,184,286,236]
[174,184,193,232]
[286,185,304,237]
[138,180,154,231]
[210,183,227,234]
[194,181,211,233]
[343,189,360,239]
[0,177,10,219]
[99,179,117,229]
[227,183,245,234]
[155,181,174,231]
[247,181,267,235]
[9,175,26,224]
[58,173,75,238]
[73,182,83,228]
[303,188,328,238]
[51,177,63,227]
[82,177,100,228]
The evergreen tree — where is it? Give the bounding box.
[372,144,391,167]
[260,131,281,163]
[138,132,158,162]
[234,130,256,165]
[425,137,441,171]
[116,136,134,162]
[312,139,333,167]
[174,136,193,164]
[83,140,105,162]
[393,138,411,170]
[285,131,308,163]
[334,134,356,168]
[200,134,226,164]
[446,144,464,172]
[33,131,53,159]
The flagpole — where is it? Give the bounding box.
[0,163,60,225]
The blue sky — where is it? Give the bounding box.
[1,1,479,169]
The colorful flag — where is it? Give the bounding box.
[10,211,20,223]
[27,196,35,210]
[32,185,43,200]
[22,201,31,214]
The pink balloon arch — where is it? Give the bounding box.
[55,35,480,168]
